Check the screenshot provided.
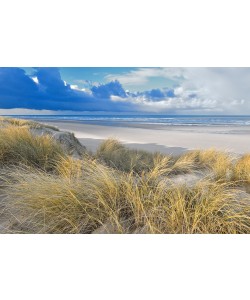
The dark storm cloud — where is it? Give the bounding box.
[0,68,39,108]
[127,88,176,101]
[91,80,127,98]
[0,68,132,111]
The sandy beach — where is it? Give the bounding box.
[39,120,250,155]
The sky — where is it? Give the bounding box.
[0,67,249,115]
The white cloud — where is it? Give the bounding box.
[179,68,250,113]
[70,84,93,94]
[31,76,39,84]
[75,79,100,87]
[106,68,250,114]
[122,95,217,113]
[70,84,79,90]
[173,86,183,96]
[110,95,126,102]
[105,67,184,86]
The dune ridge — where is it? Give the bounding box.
[0,117,250,234]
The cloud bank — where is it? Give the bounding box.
[106,67,250,113]
[0,68,132,112]
[0,67,249,114]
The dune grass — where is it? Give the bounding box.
[0,117,59,131]
[0,121,250,234]
[3,154,250,234]
[96,138,198,176]
[123,177,250,234]
[233,154,250,182]
[0,125,65,170]
[232,154,250,186]
[96,138,166,173]
[96,139,236,180]
[3,158,123,233]
[174,149,234,180]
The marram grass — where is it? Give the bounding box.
[0,125,65,170]
[3,156,250,234]
[232,154,250,183]
[0,124,250,234]
[0,116,59,131]
[96,138,168,174]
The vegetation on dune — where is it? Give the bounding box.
[96,139,235,179]
[175,148,234,178]
[96,138,167,173]
[232,154,250,184]
[4,158,123,233]
[122,177,250,234]
[0,119,250,234]
[96,138,198,176]
[183,149,250,185]
[0,125,65,170]
[0,117,59,131]
[4,157,250,234]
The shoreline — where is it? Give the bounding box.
[37,120,250,155]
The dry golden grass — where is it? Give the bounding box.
[0,117,36,127]
[3,154,250,234]
[170,153,197,174]
[177,149,234,180]
[97,140,235,180]
[1,121,250,234]
[96,138,195,176]
[55,155,84,179]
[118,159,250,234]
[0,116,59,131]
[0,125,65,170]
[232,154,250,184]
[96,138,166,173]
[3,158,125,233]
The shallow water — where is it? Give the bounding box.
[5,114,250,128]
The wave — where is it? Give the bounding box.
[6,114,250,127]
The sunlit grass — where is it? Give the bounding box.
[0,125,65,170]
[96,138,168,173]
[4,158,124,233]
[232,154,250,186]
[176,149,234,180]
[1,120,250,234]
[0,116,59,131]
[96,140,236,180]
[3,155,250,234]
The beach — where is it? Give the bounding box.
[1,116,250,234]
[38,120,250,155]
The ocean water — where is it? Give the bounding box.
[6,115,250,127]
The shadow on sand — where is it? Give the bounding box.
[78,137,188,156]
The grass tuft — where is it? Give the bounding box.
[176,149,234,180]
[96,138,167,174]
[0,125,65,170]
[232,154,250,185]
[0,117,59,131]
[4,158,124,233]
[3,156,250,234]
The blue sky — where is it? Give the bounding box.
[0,67,249,114]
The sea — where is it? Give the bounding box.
[5,115,250,128]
